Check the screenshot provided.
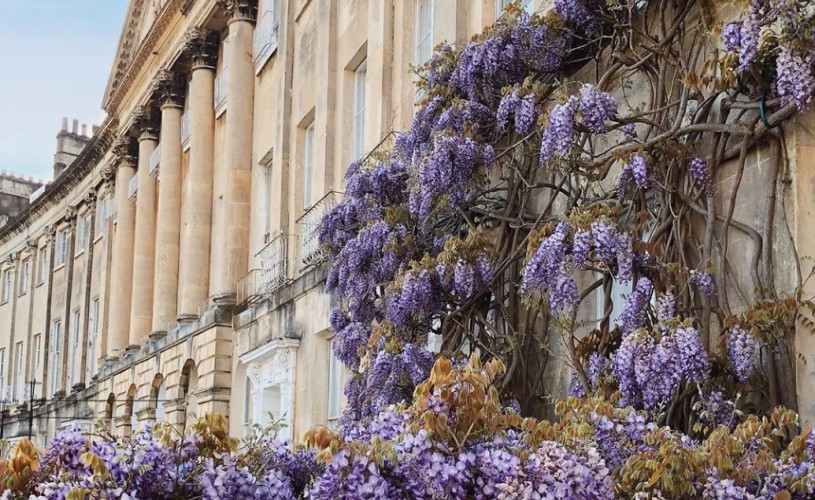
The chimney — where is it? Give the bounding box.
[81,124,88,137]
[72,119,79,135]
[61,117,68,132]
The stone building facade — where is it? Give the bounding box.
[1,0,815,448]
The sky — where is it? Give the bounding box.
[0,1,129,181]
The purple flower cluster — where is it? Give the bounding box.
[613,321,710,411]
[497,89,539,135]
[689,269,717,296]
[728,324,757,383]
[777,44,815,112]
[689,157,715,196]
[593,411,657,470]
[437,255,494,299]
[540,96,579,164]
[616,154,650,198]
[580,84,618,134]
[695,390,738,431]
[619,278,653,335]
[721,23,742,52]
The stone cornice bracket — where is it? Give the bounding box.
[44,225,57,243]
[112,135,138,169]
[151,69,185,107]
[132,105,159,141]
[25,238,39,251]
[101,165,117,190]
[6,252,19,266]
[183,28,219,69]
[63,206,78,227]
[220,0,258,22]
[84,189,98,206]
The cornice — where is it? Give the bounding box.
[0,116,118,246]
[103,0,188,114]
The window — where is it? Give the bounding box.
[243,376,254,437]
[303,122,315,210]
[88,298,100,380]
[95,196,107,238]
[263,160,273,240]
[32,334,41,381]
[353,60,368,161]
[19,259,30,295]
[70,310,80,388]
[253,0,281,71]
[75,215,90,254]
[55,229,68,267]
[497,0,534,15]
[1,269,11,303]
[13,342,23,401]
[327,341,342,422]
[51,320,62,394]
[0,349,5,400]
[37,248,48,284]
[415,0,434,66]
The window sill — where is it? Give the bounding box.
[0,299,9,306]
[93,234,104,244]
[36,281,45,288]
[74,249,85,259]
[295,0,312,22]
[254,44,278,76]
[18,291,28,298]
[53,263,66,272]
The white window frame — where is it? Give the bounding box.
[415,0,434,66]
[497,0,534,16]
[303,122,315,210]
[56,229,68,267]
[70,310,80,388]
[88,298,100,379]
[353,60,368,161]
[37,248,47,284]
[75,216,86,254]
[51,321,62,394]
[1,269,11,303]
[243,376,254,437]
[327,340,342,422]
[253,0,281,73]
[13,342,23,401]
[19,259,30,295]
[95,196,107,238]
[263,159,274,240]
[32,334,41,381]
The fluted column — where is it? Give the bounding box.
[128,108,159,349]
[178,29,218,318]
[107,137,138,359]
[212,0,257,304]
[151,71,185,335]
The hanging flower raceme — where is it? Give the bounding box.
[616,154,650,198]
[728,324,757,383]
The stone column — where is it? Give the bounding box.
[178,29,218,319]
[128,108,159,350]
[151,71,185,336]
[106,137,138,360]
[211,0,257,304]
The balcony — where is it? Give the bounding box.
[214,71,227,118]
[237,231,292,307]
[253,9,280,73]
[181,111,191,151]
[149,144,161,177]
[128,175,138,201]
[297,191,341,268]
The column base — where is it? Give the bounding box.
[104,355,120,366]
[149,330,167,341]
[177,313,199,324]
[212,292,237,306]
[125,345,142,355]
[71,383,86,393]
[53,390,66,400]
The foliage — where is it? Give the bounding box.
[0,414,322,500]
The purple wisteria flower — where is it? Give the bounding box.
[728,324,756,383]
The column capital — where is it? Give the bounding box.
[5,252,19,266]
[101,165,117,190]
[25,238,39,252]
[183,28,219,69]
[112,136,138,169]
[219,0,257,22]
[132,105,160,141]
[152,69,185,108]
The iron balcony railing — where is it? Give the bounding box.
[257,231,291,294]
[128,175,138,200]
[214,71,228,117]
[149,144,161,177]
[253,9,280,70]
[181,111,191,151]
[297,190,341,268]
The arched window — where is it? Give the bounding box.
[180,359,199,425]
[105,393,115,432]
[150,374,166,423]
[125,384,137,438]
